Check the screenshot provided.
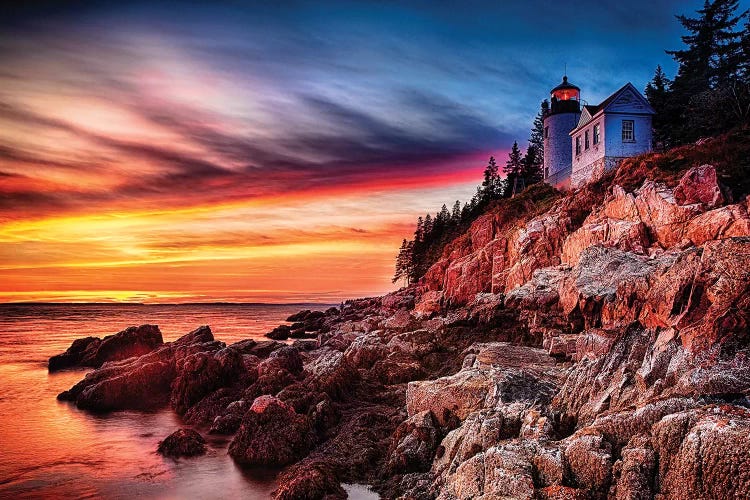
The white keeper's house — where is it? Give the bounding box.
[542,76,655,190]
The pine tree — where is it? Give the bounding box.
[503,141,524,197]
[481,156,501,201]
[667,0,746,141]
[645,65,675,148]
[529,99,548,166]
[668,0,743,88]
[451,200,462,222]
[520,145,543,186]
[423,214,433,236]
[439,204,450,223]
[461,201,470,221]
[741,16,750,80]
[393,239,412,285]
[414,216,424,243]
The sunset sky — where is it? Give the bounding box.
[0,0,709,303]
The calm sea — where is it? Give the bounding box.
[0,303,377,499]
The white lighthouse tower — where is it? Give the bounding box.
[543,76,581,190]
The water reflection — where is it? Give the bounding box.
[0,304,326,498]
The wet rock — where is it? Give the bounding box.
[246,340,285,358]
[291,339,318,351]
[174,325,215,346]
[289,328,317,339]
[263,346,303,375]
[170,346,246,415]
[48,336,101,371]
[228,338,257,353]
[57,347,176,411]
[183,387,243,426]
[209,399,248,434]
[273,463,346,500]
[157,428,206,458]
[266,325,291,340]
[308,395,340,437]
[228,395,313,466]
[287,310,312,322]
[57,326,215,411]
[49,324,163,372]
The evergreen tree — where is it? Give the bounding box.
[423,214,433,236]
[503,141,524,197]
[481,156,501,201]
[741,16,750,80]
[645,65,675,148]
[461,201,470,221]
[667,0,746,141]
[529,100,549,168]
[439,204,450,222]
[668,0,743,88]
[520,145,543,186]
[451,200,462,222]
[392,239,413,285]
[414,216,424,243]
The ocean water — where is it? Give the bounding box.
[0,303,377,499]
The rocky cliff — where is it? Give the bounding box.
[54,130,750,499]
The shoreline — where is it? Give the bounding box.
[47,136,750,498]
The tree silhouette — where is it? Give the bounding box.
[645,65,675,148]
[503,141,524,197]
[481,156,502,201]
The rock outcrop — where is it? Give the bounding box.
[48,324,163,371]
[157,428,207,457]
[228,396,313,466]
[56,134,750,499]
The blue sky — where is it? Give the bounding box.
[1,0,747,302]
[2,0,722,154]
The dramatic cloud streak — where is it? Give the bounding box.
[0,0,712,301]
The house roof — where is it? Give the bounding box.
[570,82,655,135]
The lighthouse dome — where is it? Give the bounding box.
[551,76,580,101]
[549,76,581,114]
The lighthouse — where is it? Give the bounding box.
[543,76,581,190]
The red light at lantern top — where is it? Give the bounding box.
[551,76,580,102]
[548,75,581,116]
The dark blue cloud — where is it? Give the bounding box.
[1,0,744,221]
[1,1,724,128]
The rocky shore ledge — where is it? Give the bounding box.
[53,134,750,498]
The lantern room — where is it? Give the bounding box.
[549,76,581,115]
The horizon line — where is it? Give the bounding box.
[0,301,342,306]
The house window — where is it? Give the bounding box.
[593,124,600,145]
[544,126,548,139]
[584,130,590,150]
[622,120,635,142]
[575,136,581,155]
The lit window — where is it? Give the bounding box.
[575,136,581,155]
[585,130,590,150]
[622,120,635,142]
[593,124,600,145]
